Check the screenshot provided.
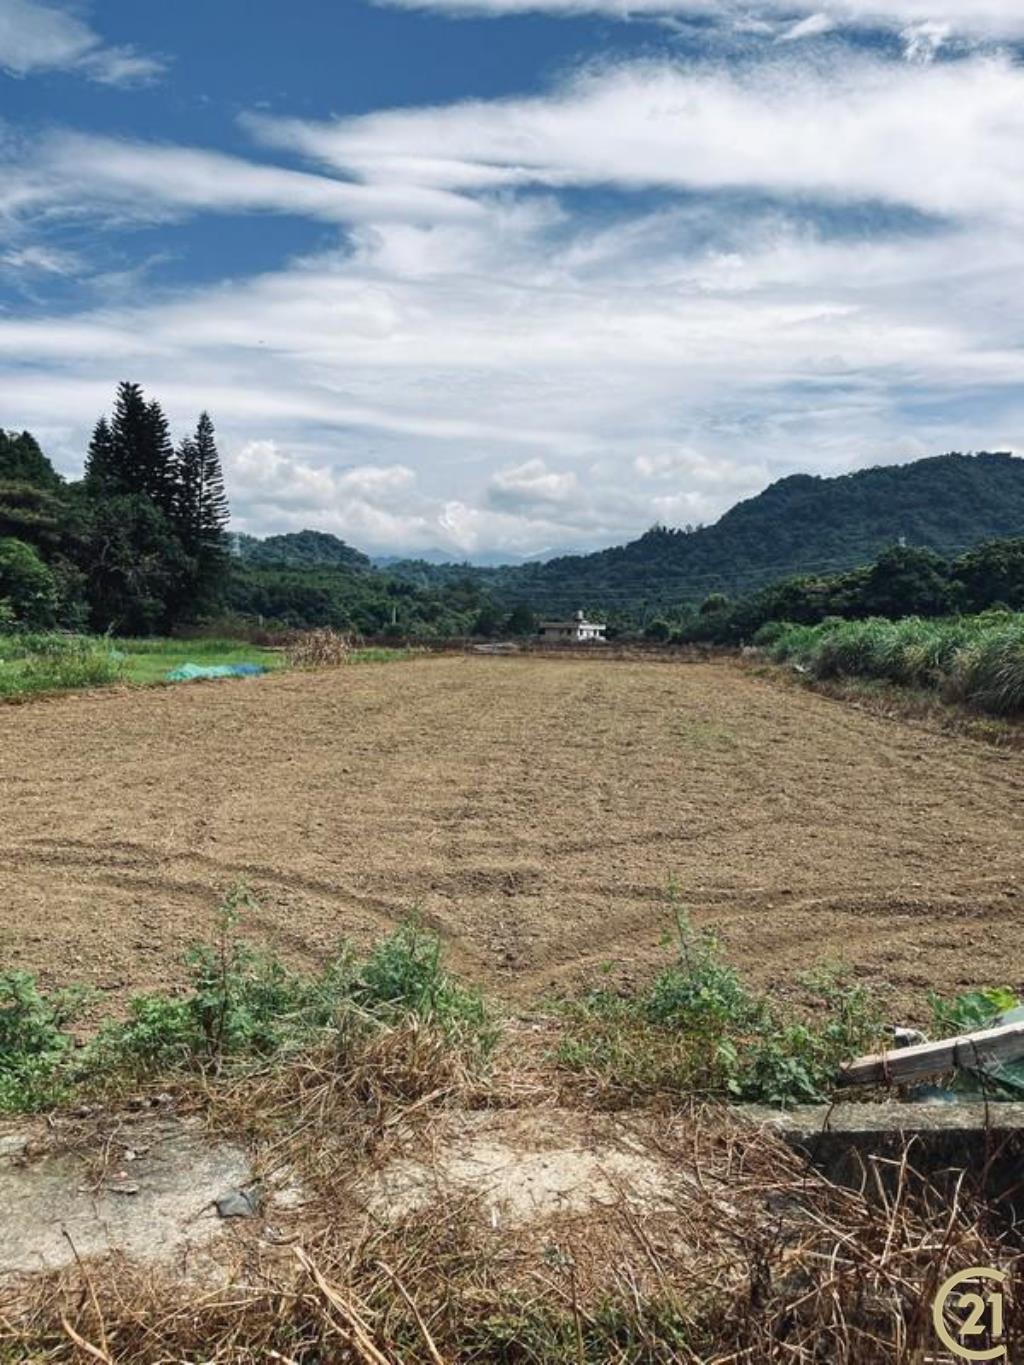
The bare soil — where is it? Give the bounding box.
[2,655,1023,1014]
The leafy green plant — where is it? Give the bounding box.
[558,897,882,1106]
[929,986,1018,1036]
[0,972,87,1111]
[769,612,1024,716]
[0,632,125,699]
[354,918,497,1051]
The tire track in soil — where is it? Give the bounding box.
[1,654,1022,1014]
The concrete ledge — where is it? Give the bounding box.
[739,1103,1024,1212]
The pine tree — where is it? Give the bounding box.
[83,417,116,493]
[107,380,152,497]
[193,412,229,553]
[145,399,178,516]
[175,411,229,610]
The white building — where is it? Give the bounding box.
[538,609,607,643]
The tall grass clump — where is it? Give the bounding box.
[768,612,1024,716]
[0,632,125,699]
[286,626,353,668]
[945,620,1024,715]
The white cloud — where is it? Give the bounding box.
[373,0,1024,41]
[901,20,951,62]
[0,243,78,273]
[0,131,481,232]
[0,0,163,85]
[779,14,836,42]
[0,49,1022,554]
[246,55,1024,227]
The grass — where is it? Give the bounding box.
[3,892,1022,1361]
[767,611,1024,716]
[118,635,283,683]
[0,630,406,700]
[0,633,126,698]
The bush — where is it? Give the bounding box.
[0,972,87,1110]
[0,537,58,628]
[946,623,1024,715]
[0,896,497,1109]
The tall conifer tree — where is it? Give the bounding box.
[83,418,115,493]
[175,411,229,606]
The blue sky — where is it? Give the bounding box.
[0,0,1022,558]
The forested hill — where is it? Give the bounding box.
[236,529,370,572]
[390,452,1024,614]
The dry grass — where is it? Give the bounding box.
[3,1022,1022,1364]
[285,628,354,668]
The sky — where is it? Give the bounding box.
[0,1,1022,560]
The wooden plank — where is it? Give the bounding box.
[838,1021,1024,1088]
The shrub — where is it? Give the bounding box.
[768,612,1024,716]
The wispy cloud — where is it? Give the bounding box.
[0,0,164,85]
[0,47,1021,553]
[374,0,1024,42]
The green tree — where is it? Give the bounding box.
[175,412,230,614]
[0,431,62,490]
[505,603,536,636]
[699,593,730,617]
[87,382,179,511]
[82,418,116,495]
[82,495,190,634]
[859,545,953,619]
[0,538,58,628]
[470,602,503,637]
[953,539,1024,613]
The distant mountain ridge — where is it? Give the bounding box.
[238,452,1024,617]
[388,452,1024,614]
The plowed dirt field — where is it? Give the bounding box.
[2,655,1022,1012]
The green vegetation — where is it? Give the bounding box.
[558,899,882,1106]
[0,899,494,1112]
[1,381,229,636]
[386,451,1024,617]
[0,632,126,698]
[6,400,1024,639]
[768,612,1024,716]
[118,636,282,684]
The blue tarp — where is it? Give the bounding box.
[165,662,267,682]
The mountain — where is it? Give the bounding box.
[235,529,371,573]
[386,451,1024,615]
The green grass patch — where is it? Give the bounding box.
[350,646,410,664]
[118,635,283,684]
[0,633,126,699]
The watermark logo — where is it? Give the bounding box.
[933,1267,1008,1361]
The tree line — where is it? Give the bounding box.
[673,541,1024,646]
[0,382,229,634]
